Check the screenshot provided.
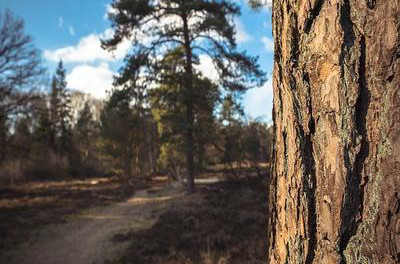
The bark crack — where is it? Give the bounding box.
[338,2,370,258]
[290,71,317,264]
[304,0,325,34]
[290,11,300,67]
[366,0,376,9]
[302,72,317,264]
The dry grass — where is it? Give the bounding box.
[0,176,141,254]
[0,167,268,264]
[108,177,267,264]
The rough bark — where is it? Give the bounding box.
[269,1,400,263]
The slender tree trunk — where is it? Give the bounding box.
[269,1,400,263]
[0,113,7,165]
[124,143,133,179]
[198,142,205,173]
[124,156,132,179]
[182,14,195,193]
[136,147,140,178]
[149,121,157,175]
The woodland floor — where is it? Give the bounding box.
[0,168,267,264]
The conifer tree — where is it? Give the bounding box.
[34,99,52,146]
[49,61,72,155]
[100,88,141,178]
[103,0,266,192]
[76,101,96,162]
[150,47,219,178]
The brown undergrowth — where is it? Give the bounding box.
[0,176,141,255]
[108,176,267,264]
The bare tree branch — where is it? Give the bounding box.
[0,9,44,118]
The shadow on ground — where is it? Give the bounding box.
[0,177,141,255]
[109,178,267,264]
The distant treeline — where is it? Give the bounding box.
[0,7,272,186]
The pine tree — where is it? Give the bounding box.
[75,101,96,163]
[35,103,52,145]
[49,61,72,155]
[76,102,94,139]
[103,0,266,192]
[100,88,140,179]
[149,47,220,180]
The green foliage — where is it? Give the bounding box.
[101,89,136,178]
[218,110,273,174]
[247,0,266,10]
[34,98,52,145]
[243,121,272,163]
[76,102,96,146]
[149,47,220,177]
[100,87,158,179]
[49,61,73,155]
[0,2,272,186]
[4,61,77,181]
[71,101,101,175]
[103,0,266,191]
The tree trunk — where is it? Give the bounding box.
[182,14,195,193]
[0,114,7,165]
[124,144,133,179]
[269,1,400,263]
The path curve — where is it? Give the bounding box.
[4,186,185,264]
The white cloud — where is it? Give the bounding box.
[104,4,118,20]
[234,18,252,43]
[68,26,75,36]
[44,28,131,63]
[66,63,114,99]
[196,55,219,82]
[58,17,64,28]
[261,36,274,52]
[243,78,273,122]
[259,0,273,8]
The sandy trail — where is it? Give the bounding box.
[4,185,186,264]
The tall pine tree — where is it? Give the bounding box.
[150,47,219,179]
[103,0,266,192]
[75,101,96,163]
[49,61,72,155]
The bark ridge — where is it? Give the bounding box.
[269,1,400,263]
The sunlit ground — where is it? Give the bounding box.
[0,176,137,255]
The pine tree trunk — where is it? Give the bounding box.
[183,14,195,193]
[269,1,400,263]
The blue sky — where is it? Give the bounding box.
[0,0,274,122]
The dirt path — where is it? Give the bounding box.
[3,185,187,264]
